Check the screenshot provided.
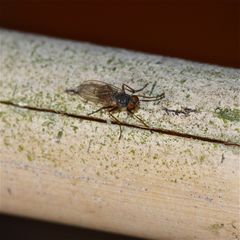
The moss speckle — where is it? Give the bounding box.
[3,136,10,146]
[179,79,187,84]
[130,149,136,155]
[42,120,54,128]
[199,155,205,163]
[208,223,224,234]
[18,145,24,152]
[57,130,63,139]
[27,152,34,161]
[71,125,78,133]
[0,111,6,117]
[209,120,214,125]
[215,108,240,123]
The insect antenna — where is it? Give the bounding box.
[139,92,165,102]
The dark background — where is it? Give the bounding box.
[0,214,138,240]
[0,0,239,239]
[0,0,239,68]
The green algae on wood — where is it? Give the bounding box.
[215,108,240,123]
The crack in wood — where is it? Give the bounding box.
[0,100,239,147]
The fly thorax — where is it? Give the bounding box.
[114,93,131,108]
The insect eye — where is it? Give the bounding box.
[131,95,139,104]
[127,102,136,110]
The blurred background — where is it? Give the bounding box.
[0,0,239,239]
[0,0,239,68]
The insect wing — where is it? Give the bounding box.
[77,80,119,105]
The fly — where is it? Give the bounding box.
[66,80,165,139]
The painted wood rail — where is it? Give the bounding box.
[0,29,239,240]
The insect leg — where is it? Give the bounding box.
[87,106,114,116]
[108,106,123,140]
[122,83,148,93]
[139,92,165,102]
[127,109,150,129]
[88,105,123,139]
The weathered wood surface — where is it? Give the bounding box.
[0,29,239,240]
